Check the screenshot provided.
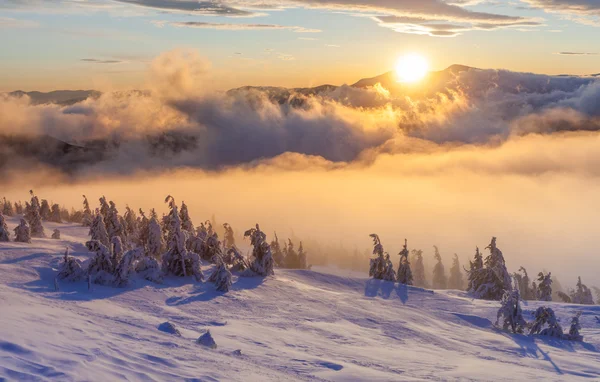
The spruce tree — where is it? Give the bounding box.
[496,288,526,333]
[410,249,427,287]
[537,272,553,302]
[470,238,512,300]
[529,307,563,338]
[39,199,51,220]
[0,212,10,242]
[209,254,233,292]
[51,229,60,239]
[514,266,533,300]
[57,248,85,282]
[146,216,164,259]
[298,241,308,269]
[89,211,110,247]
[432,245,447,289]
[161,196,203,281]
[2,198,14,216]
[223,223,235,249]
[49,204,62,223]
[13,218,31,243]
[86,240,114,285]
[448,253,464,290]
[396,239,413,285]
[467,247,483,292]
[567,312,583,341]
[82,195,93,226]
[26,191,45,238]
[369,234,386,280]
[271,232,285,267]
[284,239,299,269]
[179,201,194,234]
[243,224,274,276]
[571,276,595,305]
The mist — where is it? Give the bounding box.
[2,49,600,287]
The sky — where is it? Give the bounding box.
[2,0,600,91]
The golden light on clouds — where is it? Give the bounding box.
[395,53,429,83]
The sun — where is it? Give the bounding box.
[395,53,429,83]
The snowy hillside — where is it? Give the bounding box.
[1,216,599,381]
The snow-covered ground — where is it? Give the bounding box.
[1,217,599,381]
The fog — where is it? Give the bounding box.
[2,49,600,287]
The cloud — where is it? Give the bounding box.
[522,0,600,25]
[0,17,39,28]
[155,20,321,32]
[81,58,124,64]
[114,0,258,17]
[556,51,597,55]
[373,15,541,37]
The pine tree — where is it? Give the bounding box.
[39,199,50,220]
[567,312,583,341]
[2,198,14,216]
[513,266,533,300]
[14,218,31,243]
[298,241,308,269]
[529,307,563,338]
[570,276,595,305]
[467,247,484,293]
[0,212,10,242]
[271,232,285,267]
[396,239,413,285]
[448,253,464,290]
[537,272,553,302]
[410,249,427,287]
[243,224,274,277]
[179,201,194,233]
[161,196,203,281]
[223,223,235,249]
[82,195,93,226]
[470,238,512,300]
[432,245,447,289]
[49,204,62,223]
[89,211,109,247]
[209,254,233,292]
[369,234,387,280]
[57,248,85,282]
[496,288,526,333]
[26,191,45,238]
[86,240,114,285]
[146,216,164,259]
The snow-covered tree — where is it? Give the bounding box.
[470,238,512,300]
[14,202,23,215]
[2,198,14,216]
[146,216,164,259]
[448,253,464,290]
[49,204,62,223]
[382,254,396,281]
[432,245,447,289]
[99,196,110,224]
[410,249,427,287]
[114,247,143,287]
[86,240,114,285]
[298,241,308,269]
[467,247,484,293]
[179,201,194,234]
[161,196,203,281]
[513,266,533,300]
[39,199,50,221]
[271,232,285,267]
[537,272,553,302]
[135,255,163,284]
[57,248,85,282]
[223,223,235,249]
[243,224,274,277]
[89,211,109,247]
[567,312,583,341]
[369,234,387,280]
[26,191,45,238]
[529,307,563,338]
[396,239,413,285]
[496,288,526,334]
[111,236,124,267]
[51,229,60,239]
[82,195,93,227]
[226,246,248,273]
[200,232,221,263]
[208,254,232,292]
[123,206,138,240]
[13,218,31,243]
[106,201,126,244]
[0,212,9,242]
[570,276,595,305]
[284,239,299,269]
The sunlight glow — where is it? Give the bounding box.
[395,53,429,83]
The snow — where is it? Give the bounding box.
[1,216,600,381]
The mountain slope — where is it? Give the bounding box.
[1,217,599,381]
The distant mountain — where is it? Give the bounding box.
[8,90,101,105]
